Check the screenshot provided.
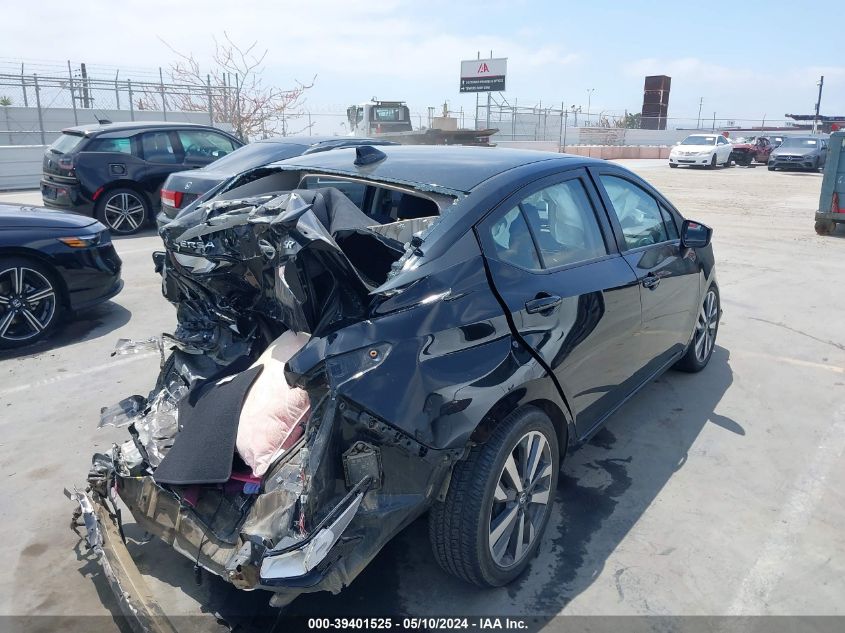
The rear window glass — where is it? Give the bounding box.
[86,137,133,154]
[208,142,307,173]
[49,133,85,154]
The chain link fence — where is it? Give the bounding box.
[476,101,802,145]
[0,66,238,146]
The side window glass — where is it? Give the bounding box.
[660,204,680,240]
[141,132,178,164]
[87,137,132,154]
[486,206,542,270]
[519,179,607,267]
[600,175,669,249]
[178,130,236,158]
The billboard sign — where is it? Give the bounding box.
[460,58,507,93]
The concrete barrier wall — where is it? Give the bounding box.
[0,145,46,190]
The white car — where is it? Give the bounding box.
[669,134,733,169]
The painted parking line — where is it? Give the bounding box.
[0,352,158,398]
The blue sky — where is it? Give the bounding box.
[5,0,843,133]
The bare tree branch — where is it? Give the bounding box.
[138,34,316,140]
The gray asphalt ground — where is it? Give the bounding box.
[1,160,844,630]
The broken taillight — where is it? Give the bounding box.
[161,189,183,209]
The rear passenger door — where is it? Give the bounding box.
[139,131,183,205]
[594,171,701,371]
[476,169,643,437]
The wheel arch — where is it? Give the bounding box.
[97,180,151,207]
[469,381,573,460]
[0,248,70,309]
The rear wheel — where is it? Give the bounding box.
[0,257,62,350]
[429,406,559,587]
[674,286,719,373]
[96,188,149,235]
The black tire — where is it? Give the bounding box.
[96,187,150,235]
[815,220,835,236]
[674,285,720,373]
[429,406,559,587]
[708,154,717,169]
[768,164,776,171]
[669,163,678,169]
[0,256,62,350]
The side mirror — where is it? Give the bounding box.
[680,220,712,248]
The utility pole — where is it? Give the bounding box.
[586,88,595,125]
[813,75,824,134]
[697,97,703,129]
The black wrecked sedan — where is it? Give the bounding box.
[69,146,718,622]
[0,204,122,349]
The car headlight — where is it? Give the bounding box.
[58,234,102,248]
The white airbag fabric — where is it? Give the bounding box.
[236,331,311,477]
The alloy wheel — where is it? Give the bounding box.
[488,430,554,568]
[0,266,57,343]
[103,192,146,233]
[694,289,718,363]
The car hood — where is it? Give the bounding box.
[0,204,99,230]
[673,144,715,152]
[772,147,817,157]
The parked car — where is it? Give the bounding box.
[815,130,845,235]
[729,136,774,166]
[0,204,122,349]
[669,133,733,168]
[70,146,718,624]
[768,135,829,171]
[156,136,397,228]
[41,122,243,235]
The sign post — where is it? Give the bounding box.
[461,57,507,130]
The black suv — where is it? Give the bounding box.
[41,122,242,234]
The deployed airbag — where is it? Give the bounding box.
[237,331,311,477]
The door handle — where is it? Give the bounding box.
[525,295,562,314]
[642,274,661,290]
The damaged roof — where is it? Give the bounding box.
[269,145,586,193]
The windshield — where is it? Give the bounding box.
[370,106,409,122]
[203,141,308,172]
[49,133,85,154]
[780,138,818,148]
[681,135,717,146]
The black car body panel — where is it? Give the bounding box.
[0,204,122,312]
[40,122,243,219]
[71,146,716,614]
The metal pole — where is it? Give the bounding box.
[128,79,135,121]
[206,74,214,125]
[159,67,167,120]
[20,63,28,107]
[67,60,79,125]
[712,112,716,131]
[512,98,517,140]
[563,110,568,150]
[559,101,564,149]
[813,75,824,135]
[80,63,90,108]
[308,112,312,136]
[485,92,491,130]
[33,74,45,146]
[235,73,243,139]
[114,71,120,110]
[697,97,703,129]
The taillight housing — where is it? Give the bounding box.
[161,189,183,209]
[833,192,844,214]
[58,155,74,172]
